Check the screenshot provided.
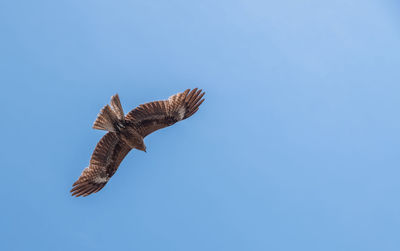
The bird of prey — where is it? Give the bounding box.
[71,88,205,197]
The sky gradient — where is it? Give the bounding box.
[1,1,400,250]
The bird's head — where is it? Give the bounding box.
[136,142,147,153]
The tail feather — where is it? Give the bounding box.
[93,94,126,132]
[93,105,119,132]
[110,94,125,121]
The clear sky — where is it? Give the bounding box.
[1,1,400,250]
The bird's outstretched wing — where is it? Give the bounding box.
[71,132,131,197]
[125,88,205,137]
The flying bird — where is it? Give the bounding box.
[71,88,205,197]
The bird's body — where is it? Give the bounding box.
[71,88,205,197]
[117,125,146,150]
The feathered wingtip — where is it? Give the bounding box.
[182,88,205,119]
[93,94,125,132]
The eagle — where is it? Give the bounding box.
[71,88,205,197]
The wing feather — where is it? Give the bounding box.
[71,132,132,197]
[125,88,205,137]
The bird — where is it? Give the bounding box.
[70,88,205,197]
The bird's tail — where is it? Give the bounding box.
[93,94,125,132]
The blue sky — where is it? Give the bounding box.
[1,1,400,250]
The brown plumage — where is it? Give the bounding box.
[71,88,205,197]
